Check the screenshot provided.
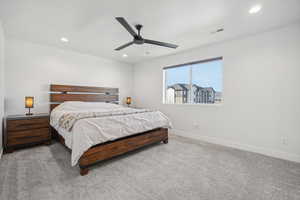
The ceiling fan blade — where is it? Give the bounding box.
[115,41,134,51]
[144,39,178,49]
[115,17,137,37]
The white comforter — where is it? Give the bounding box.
[50,102,172,166]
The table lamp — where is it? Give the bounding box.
[126,97,132,107]
[25,96,34,115]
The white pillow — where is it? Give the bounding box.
[54,101,122,111]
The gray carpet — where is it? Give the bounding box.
[1,135,300,200]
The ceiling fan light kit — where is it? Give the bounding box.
[115,17,178,51]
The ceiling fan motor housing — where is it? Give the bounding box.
[134,24,144,44]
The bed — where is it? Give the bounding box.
[49,84,171,176]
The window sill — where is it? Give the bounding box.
[162,103,223,106]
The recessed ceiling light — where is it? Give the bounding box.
[60,37,69,42]
[249,5,262,14]
[122,54,128,58]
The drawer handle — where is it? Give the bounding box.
[24,135,48,139]
[17,123,38,127]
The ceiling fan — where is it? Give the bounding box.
[115,17,178,51]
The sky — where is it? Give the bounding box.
[165,60,222,92]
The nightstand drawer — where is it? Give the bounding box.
[7,128,50,146]
[8,127,50,138]
[7,135,50,146]
[7,118,49,131]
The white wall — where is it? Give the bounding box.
[5,38,133,115]
[133,24,300,162]
[0,21,5,157]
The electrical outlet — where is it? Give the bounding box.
[193,122,198,128]
[282,138,287,145]
[193,121,200,129]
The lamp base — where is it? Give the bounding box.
[26,108,33,116]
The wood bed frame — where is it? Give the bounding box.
[50,84,168,176]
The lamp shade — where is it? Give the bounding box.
[126,97,132,105]
[25,96,34,108]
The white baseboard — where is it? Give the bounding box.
[171,129,300,163]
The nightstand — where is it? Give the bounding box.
[4,113,51,153]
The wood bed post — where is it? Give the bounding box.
[80,167,89,176]
[163,138,168,144]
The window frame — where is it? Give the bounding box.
[163,57,223,105]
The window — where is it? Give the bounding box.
[163,57,223,104]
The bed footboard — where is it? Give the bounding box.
[52,126,168,176]
[79,128,168,175]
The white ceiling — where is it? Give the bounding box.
[0,0,300,64]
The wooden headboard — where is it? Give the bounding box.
[50,84,119,111]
